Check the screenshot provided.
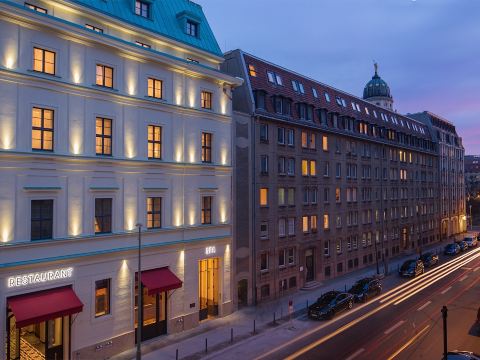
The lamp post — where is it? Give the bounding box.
[470,205,473,230]
[136,223,143,360]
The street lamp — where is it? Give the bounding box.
[470,205,473,230]
[136,223,143,360]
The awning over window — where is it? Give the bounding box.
[8,286,83,328]
[141,267,183,295]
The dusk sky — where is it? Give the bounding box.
[196,0,480,154]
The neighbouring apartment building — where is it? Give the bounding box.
[222,50,441,306]
[407,112,466,237]
[0,1,241,359]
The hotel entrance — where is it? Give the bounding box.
[198,258,219,321]
[6,286,83,360]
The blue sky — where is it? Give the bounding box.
[197,0,480,154]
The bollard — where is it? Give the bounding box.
[253,319,256,334]
[205,338,208,353]
[176,349,179,360]
[231,328,233,343]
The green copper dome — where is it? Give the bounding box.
[363,64,392,100]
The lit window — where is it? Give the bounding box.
[310,160,316,176]
[135,0,149,17]
[32,107,53,151]
[96,117,112,156]
[201,196,212,224]
[25,2,47,13]
[323,214,329,230]
[148,125,162,159]
[322,135,328,151]
[86,24,103,33]
[335,188,341,203]
[260,188,268,206]
[302,216,309,233]
[95,279,111,317]
[278,188,285,206]
[147,197,162,229]
[202,132,212,163]
[301,160,309,176]
[96,64,113,88]
[201,91,212,109]
[135,41,151,49]
[33,47,55,75]
[186,20,198,37]
[301,131,308,148]
[248,64,257,77]
[147,78,162,99]
[311,215,317,232]
[309,134,316,149]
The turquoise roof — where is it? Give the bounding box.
[69,0,222,57]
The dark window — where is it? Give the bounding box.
[33,47,55,75]
[31,200,53,240]
[260,124,268,142]
[289,276,297,288]
[96,64,113,88]
[324,266,331,277]
[201,196,212,224]
[354,258,359,267]
[277,127,285,144]
[32,107,54,151]
[186,20,198,37]
[254,91,266,109]
[202,132,212,163]
[348,259,353,269]
[25,3,47,13]
[135,0,149,17]
[337,262,343,273]
[96,117,112,156]
[95,279,111,317]
[201,91,212,110]
[147,197,161,229]
[260,284,270,298]
[147,125,162,159]
[147,78,162,99]
[95,198,112,234]
[86,24,103,33]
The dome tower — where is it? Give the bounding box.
[363,63,394,110]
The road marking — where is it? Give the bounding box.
[461,267,472,270]
[441,286,452,294]
[474,267,480,272]
[459,275,468,282]
[387,325,430,360]
[384,320,405,335]
[345,348,365,360]
[417,301,431,311]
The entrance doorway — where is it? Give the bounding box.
[199,258,219,321]
[305,249,315,282]
[237,279,248,308]
[7,311,65,360]
[134,283,167,342]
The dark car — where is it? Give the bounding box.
[308,291,354,320]
[348,277,382,303]
[464,236,478,247]
[399,259,424,277]
[455,240,469,252]
[444,243,461,256]
[446,351,480,360]
[419,252,439,268]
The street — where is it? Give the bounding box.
[206,247,480,360]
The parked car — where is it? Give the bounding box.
[446,351,480,360]
[455,240,469,252]
[464,236,478,248]
[308,291,354,320]
[444,243,461,256]
[419,252,439,268]
[399,259,424,277]
[348,277,382,303]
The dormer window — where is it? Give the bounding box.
[86,24,103,33]
[186,20,198,37]
[267,71,282,86]
[25,2,47,14]
[135,0,149,18]
[248,64,257,77]
[135,41,151,49]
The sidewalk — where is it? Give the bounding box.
[112,235,465,360]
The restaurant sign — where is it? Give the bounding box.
[7,267,74,288]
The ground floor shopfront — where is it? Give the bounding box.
[1,239,232,360]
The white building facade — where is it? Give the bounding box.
[0,1,241,359]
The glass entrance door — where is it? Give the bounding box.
[6,313,64,360]
[198,258,219,321]
[134,283,167,342]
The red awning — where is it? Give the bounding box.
[8,286,83,328]
[141,267,183,295]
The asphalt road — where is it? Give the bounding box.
[209,246,480,360]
